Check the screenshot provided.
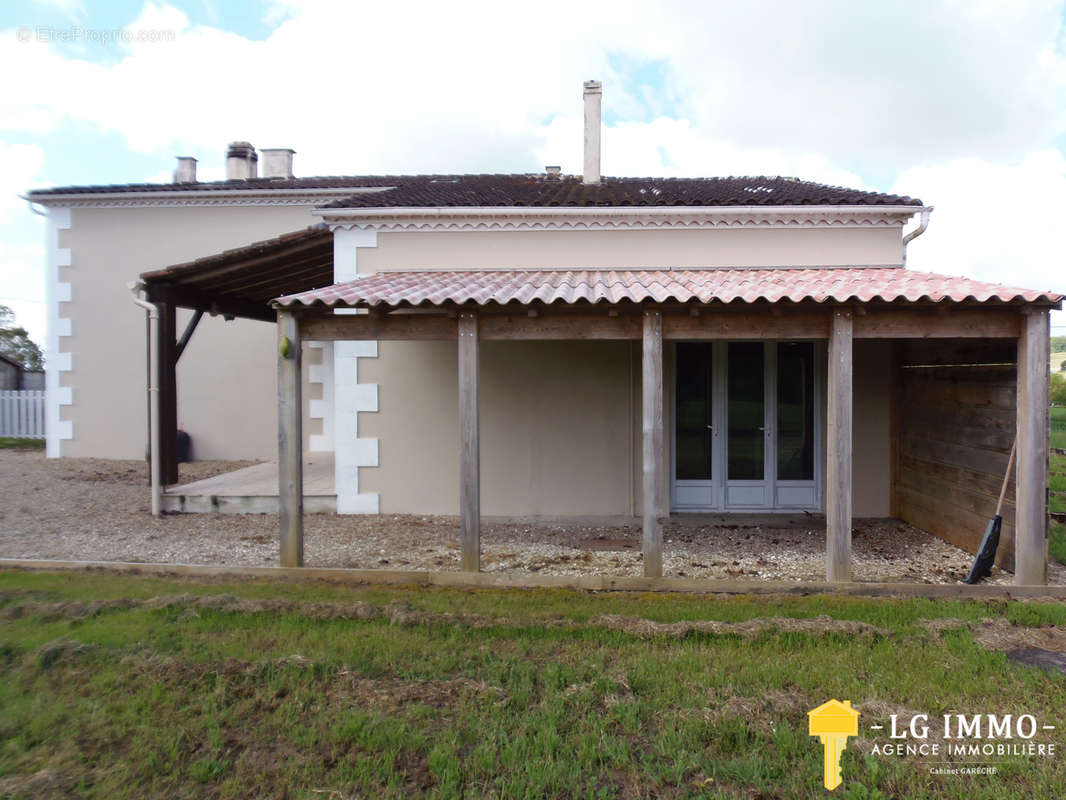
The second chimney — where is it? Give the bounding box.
[583,80,602,184]
[261,148,295,179]
[173,156,197,184]
[226,141,258,180]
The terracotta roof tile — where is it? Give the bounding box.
[275,268,1062,309]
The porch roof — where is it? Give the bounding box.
[139,224,333,322]
[275,267,1063,311]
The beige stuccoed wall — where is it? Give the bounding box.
[58,204,896,521]
[350,224,899,517]
[358,340,635,515]
[358,226,904,271]
[355,337,891,518]
[59,204,317,460]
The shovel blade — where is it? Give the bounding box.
[964,516,1002,584]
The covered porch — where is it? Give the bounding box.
[272,267,1058,585]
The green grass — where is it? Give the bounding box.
[1052,406,1066,451]
[0,437,43,450]
[1051,521,1066,566]
[2,571,1066,798]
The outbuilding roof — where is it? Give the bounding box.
[275,267,1063,310]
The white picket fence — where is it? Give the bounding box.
[0,390,45,438]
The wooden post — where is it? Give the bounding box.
[458,311,480,572]
[826,309,853,582]
[642,310,664,578]
[157,300,179,486]
[277,310,304,568]
[1015,309,1049,585]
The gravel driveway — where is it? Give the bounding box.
[2,450,1056,584]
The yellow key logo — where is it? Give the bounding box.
[808,700,860,791]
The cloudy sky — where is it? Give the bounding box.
[1,0,1065,346]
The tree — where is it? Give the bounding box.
[1052,372,1066,406]
[0,305,43,371]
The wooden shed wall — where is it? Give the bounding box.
[894,341,1017,571]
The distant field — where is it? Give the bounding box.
[1052,351,1066,372]
[1052,406,1066,451]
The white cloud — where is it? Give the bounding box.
[5,0,1064,176]
[0,240,46,346]
[0,142,45,222]
[895,150,1066,328]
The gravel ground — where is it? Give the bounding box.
[2,450,1060,585]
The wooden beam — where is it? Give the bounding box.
[481,312,640,340]
[458,311,480,572]
[889,341,901,519]
[826,309,853,582]
[197,248,333,293]
[664,310,829,339]
[174,309,203,362]
[1015,309,1049,585]
[302,313,458,341]
[148,283,276,323]
[642,310,664,578]
[853,308,1020,338]
[898,338,1017,367]
[297,305,1026,342]
[277,310,304,568]
[157,300,179,486]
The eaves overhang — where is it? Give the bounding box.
[313,204,932,233]
[22,186,393,209]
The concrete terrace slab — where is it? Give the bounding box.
[162,457,335,513]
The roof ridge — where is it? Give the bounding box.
[28,173,923,207]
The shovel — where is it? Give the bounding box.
[964,439,1016,584]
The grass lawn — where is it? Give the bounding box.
[2,571,1066,798]
[1052,406,1066,451]
[0,437,43,450]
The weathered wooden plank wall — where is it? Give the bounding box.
[895,343,1017,570]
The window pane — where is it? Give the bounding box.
[675,343,712,480]
[728,342,764,480]
[777,342,815,480]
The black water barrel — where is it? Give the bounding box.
[144,431,192,464]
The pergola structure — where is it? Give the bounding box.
[270,267,1058,585]
[138,225,332,484]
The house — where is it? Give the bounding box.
[0,353,43,391]
[26,82,1061,585]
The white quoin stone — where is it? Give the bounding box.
[261,148,295,179]
[583,80,602,185]
[225,141,258,180]
[173,157,197,183]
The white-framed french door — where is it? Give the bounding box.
[670,340,823,512]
